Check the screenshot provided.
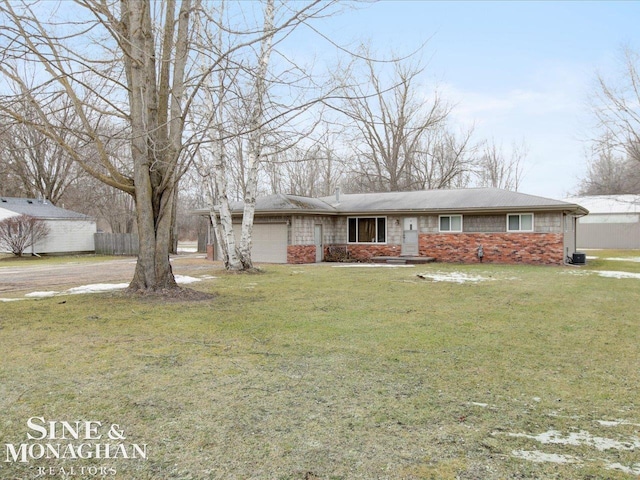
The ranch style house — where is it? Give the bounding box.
[198,187,589,266]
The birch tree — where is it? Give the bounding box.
[237,0,275,270]
[201,0,341,271]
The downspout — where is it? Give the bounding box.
[565,211,588,265]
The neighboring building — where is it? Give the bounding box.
[198,188,588,265]
[0,197,96,254]
[563,195,640,249]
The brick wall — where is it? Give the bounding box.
[344,243,401,261]
[419,232,565,265]
[287,245,316,264]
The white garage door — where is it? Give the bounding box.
[231,223,288,263]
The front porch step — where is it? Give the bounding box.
[372,256,436,265]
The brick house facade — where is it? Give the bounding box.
[200,188,588,266]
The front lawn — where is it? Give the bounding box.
[1,256,639,479]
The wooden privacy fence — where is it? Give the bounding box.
[94,233,139,255]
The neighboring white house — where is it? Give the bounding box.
[0,197,96,254]
[563,195,640,249]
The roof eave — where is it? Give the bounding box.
[332,205,587,216]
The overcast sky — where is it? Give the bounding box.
[300,0,640,199]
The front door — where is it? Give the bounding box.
[314,224,323,262]
[401,217,419,256]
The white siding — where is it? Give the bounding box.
[31,219,96,254]
[0,207,19,222]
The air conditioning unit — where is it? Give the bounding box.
[572,252,586,265]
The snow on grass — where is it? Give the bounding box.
[25,291,60,298]
[505,429,640,451]
[67,283,129,294]
[510,449,640,474]
[606,462,640,475]
[174,275,202,284]
[416,271,493,283]
[502,429,640,471]
[5,274,212,300]
[562,269,640,279]
[604,257,640,263]
[597,419,640,427]
[596,270,640,279]
[333,264,415,268]
[511,450,579,464]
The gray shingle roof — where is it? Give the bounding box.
[196,188,587,216]
[0,197,90,219]
[319,188,587,214]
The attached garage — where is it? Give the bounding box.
[234,223,288,263]
[211,222,288,263]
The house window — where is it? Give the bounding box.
[439,215,462,232]
[348,217,386,243]
[507,213,534,232]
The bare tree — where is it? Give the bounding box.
[475,139,527,191]
[0,214,49,256]
[412,127,477,190]
[0,0,201,291]
[333,54,451,192]
[237,0,275,271]
[0,98,85,204]
[583,47,640,195]
[579,139,639,194]
[198,0,343,271]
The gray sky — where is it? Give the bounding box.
[296,0,640,198]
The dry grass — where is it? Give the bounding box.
[1,251,639,479]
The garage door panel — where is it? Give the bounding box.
[231,223,287,263]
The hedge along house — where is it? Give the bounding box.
[0,197,96,255]
[198,188,588,266]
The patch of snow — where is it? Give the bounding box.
[606,462,640,475]
[470,402,489,408]
[512,450,579,464]
[333,264,415,268]
[562,269,640,279]
[604,257,640,263]
[417,271,493,283]
[198,275,218,280]
[598,419,640,427]
[562,269,590,276]
[174,275,202,284]
[0,298,23,302]
[507,430,640,451]
[596,270,640,280]
[67,283,129,294]
[25,291,59,298]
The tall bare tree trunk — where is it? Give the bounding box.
[123,0,191,291]
[238,0,275,270]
